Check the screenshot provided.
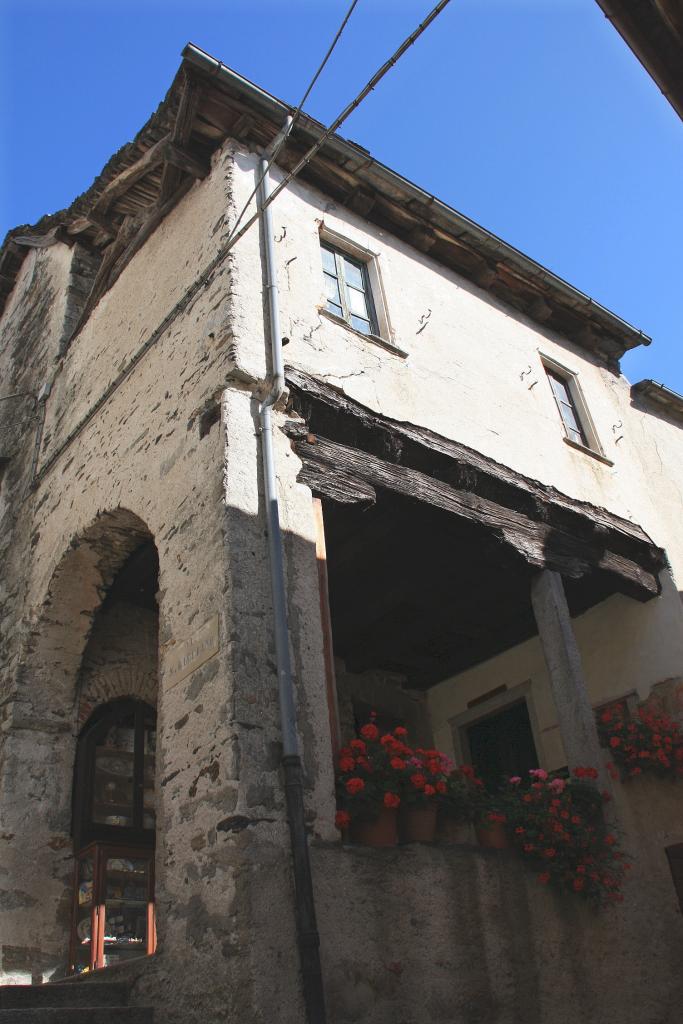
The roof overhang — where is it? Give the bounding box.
[0,43,651,365]
[631,378,683,424]
[595,0,683,121]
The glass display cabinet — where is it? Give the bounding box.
[69,699,156,974]
[70,843,155,973]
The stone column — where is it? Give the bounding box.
[530,569,606,784]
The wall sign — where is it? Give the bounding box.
[166,615,220,690]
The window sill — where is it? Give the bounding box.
[320,308,408,358]
[562,436,614,466]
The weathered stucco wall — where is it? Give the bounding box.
[226,146,683,590]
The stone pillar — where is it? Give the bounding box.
[530,569,606,783]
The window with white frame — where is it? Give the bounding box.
[321,241,379,337]
[546,367,588,446]
[541,357,604,456]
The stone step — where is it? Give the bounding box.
[0,984,129,1009]
[0,1010,152,1024]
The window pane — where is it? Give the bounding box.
[350,315,371,334]
[566,425,584,445]
[347,285,369,318]
[558,401,583,439]
[547,369,588,446]
[343,258,364,291]
[92,714,135,828]
[103,856,149,966]
[321,246,337,275]
[549,373,571,406]
[324,272,342,306]
[73,855,94,972]
[142,712,156,831]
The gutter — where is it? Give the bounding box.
[182,42,651,354]
[256,142,327,1024]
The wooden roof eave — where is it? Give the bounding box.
[1,48,652,366]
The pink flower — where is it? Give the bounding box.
[548,778,566,793]
[509,776,522,785]
[529,768,548,781]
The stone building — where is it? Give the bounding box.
[1,44,682,1024]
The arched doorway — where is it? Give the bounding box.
[67,538,159,974]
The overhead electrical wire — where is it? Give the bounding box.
[226,0,361,246]
[222,0,452,259]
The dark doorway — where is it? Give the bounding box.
[466,699,539,790]
[68,539,159,974]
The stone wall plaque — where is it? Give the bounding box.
[166,615,220,690]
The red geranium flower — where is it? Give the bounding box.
[390,757,406,770]
[538,872,551,884]
[338,756,355,773]
[435,781,447,794]
[394,726,408,738]
[349,739,366,753]
[335,810,351,830]
[360,723,379,741]
[384,792,400,809]
[410,773,426,790]
[424,784,436,797]
[345,777,365,795]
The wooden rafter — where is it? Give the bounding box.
[60,72,206,341]
[90,133,172,219]
[159,69,200,202]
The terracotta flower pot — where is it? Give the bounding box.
[436,812,471,845]
[350,807,398,848]
[399,802,438,843]
[475,820,510,850]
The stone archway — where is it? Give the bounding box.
[0,508,158,985]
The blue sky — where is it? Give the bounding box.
[1,0,681,389]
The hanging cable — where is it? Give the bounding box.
[220,0,451,260]
[226,0,361,247]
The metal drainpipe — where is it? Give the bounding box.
[256,142,328,1024]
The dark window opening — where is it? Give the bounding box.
[666,844,683,912]
[353,700,405,738]
[466,699,539,790]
